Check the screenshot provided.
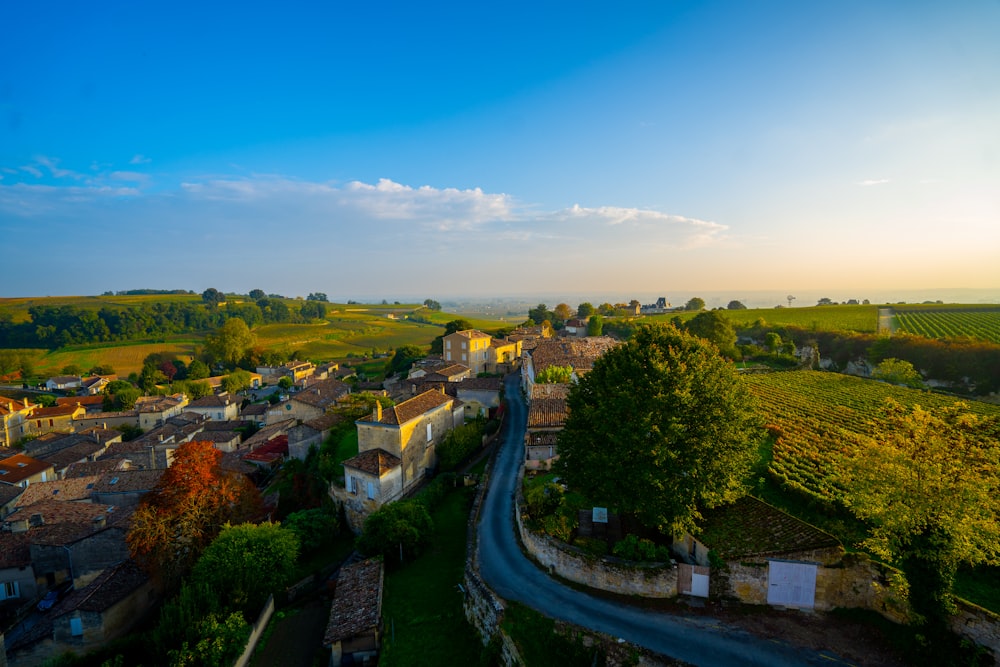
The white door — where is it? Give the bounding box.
[767,561,817,608]
[691,572,710,598]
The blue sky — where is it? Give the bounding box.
[2,1,998,303]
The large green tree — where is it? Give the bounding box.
[205,317,256,367]
[841,400,1000,631]
[683,310,738,358]
[556,324,761,535]
[871,358,923,389]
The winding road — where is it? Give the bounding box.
[476,373,849,667]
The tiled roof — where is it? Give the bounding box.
[0,398,33,415]
[0,532,31,568]
[36,441,105,470]
[0,454,54,484]
[188,392,237,408]
[30,405,81,419]
[47,375,81,385]
[55,395,105,409]
[0,483,24,507]
[91,469,164,494]
[457,377,503,392]
[64,459,128,478]
[4,498,120,544]
[323,558,384,646]
[243,419,294,449]
[342,449,401,476]
[291,379,351,409]
[243,435,288,464]
[14,475,102,506]
[529,337,617,375]
[530,384,571,401]
[698,496,842,560]
[452,329,491,340]
[196,430,242,444]
[364,390,453,426]
[304,413,340,431]
[0,446,21,460]
[242,403,269,417]
[527,397,569,429]
[52,559,148,615]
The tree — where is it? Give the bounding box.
[61,364,83,376]
[387,344,424,377]
[423,299,442,311]
[299,299,327,320]
[872,358,924,389]
[103,379,140,411]
[127,441,262,588]
[841,400,1000,633]
[764,332,783,356]
[306,292,329,302]
[357,500,434,565]
[528,304,552,325]
[283,508,339,555]
[277,376,293,391]
[181,379,213,400]
[190,522,299,614]
[684,297,706,311]
[205,318,256,368]
[222,369,253,394]
[683,311,737,358]
[159,360,177,384]
[248,289,266,301]
[587,314,604,336]
[727,300,747,310]
[187,359,210,380]
[553,303,573,323]
[577,302,595,318]
[817,297,835,306]
[535,365,573,384]
[202,288,223,308]
[555,324,761,536]
[597,303,615,317]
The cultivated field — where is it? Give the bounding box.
[893,307,1000,344]
[645,304,879,333]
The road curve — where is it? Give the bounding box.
[476,374,844,667]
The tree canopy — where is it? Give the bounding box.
[535,365,573,384]
[684,297,706,311]
[555,324,761,535]
[871,358,924,389]
[683,310,737,358]
[205,317,256,367]
[841,400,1000,628]
[577,302,595,318]
[587,314,604,336]
[727,300,747,310]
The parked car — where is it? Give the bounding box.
[37,582,73,612]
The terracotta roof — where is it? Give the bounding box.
[188,392,237,408]
[91,469,164,494]
[0,531,31,568]
[29,405,81,419]
[4,498,120,543]
[55,395,105,409]
[196,430,242,444]
[291,379,352,409]
[242,402,269,417]
[52,559,148,616]
[451,329,491,340]
[0,398,33,415]
[342,449,401,476]
[323,558,384,646]
[530,384,571,401]
[527,397,569,429]
[457,377,503,392]
[0,454,54,484]
[243,435,288,464]
[36,441,105,470]
[244,419,294,449]
[364,390,453,426]
[0,483,24,507]
[528,337,618,375]
[698,496,842,560]
[14,475,102,506]
[64,459,129,478]
[304,413,340,431]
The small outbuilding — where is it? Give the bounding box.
[323,558,384,667]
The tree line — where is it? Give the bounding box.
[0,298,326,350]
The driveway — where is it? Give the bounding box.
[476,374,850,667]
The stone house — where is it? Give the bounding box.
[524,384,570,470]
[455,376,503,419]
[185,392,240,421]
[0,453,56,487]
[341,449,404,520]
[354,389,462,494]
[443,330,493,375]
[23,404,86,438]
[135,394,189,431]
[520,336,617,395]
[268,378,351,424]
[45,376,82,392]
[89,470,164,507]
[487,337,522,374]
[0,532,37,612]
[1,397,36,447]
[323,558,384,667]
[287,414,340,461]
[79,376,112,395]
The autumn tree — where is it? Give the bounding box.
[553,303,573,323]
[841,401,1000,633]
[556,323,761,536]
[205,317,256,368]
[127,441,262,589]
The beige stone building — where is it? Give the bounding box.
[443,330,493,375]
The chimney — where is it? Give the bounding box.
[374,402,383,422]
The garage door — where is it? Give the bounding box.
[767,561,817,608]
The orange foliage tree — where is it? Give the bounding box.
[127,440,262,589]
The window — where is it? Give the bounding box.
[70,616,83,636]
[347,476,357,494]
[366,481,376,500]
[1,581,18,599]
[461,341,467,349]
[426,423,433,442]
[445,340,451,350]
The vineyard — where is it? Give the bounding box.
[894,308,1000,344]
[743,370,1000,504]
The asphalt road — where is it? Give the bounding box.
[476,373,845,667]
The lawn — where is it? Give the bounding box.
[379,487,485,666]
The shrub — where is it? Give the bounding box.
[525,482,563,518]
[612,534,671,562]
[357,500,434,565]
[437,422,484,471]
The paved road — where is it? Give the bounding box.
[477,374,845,667]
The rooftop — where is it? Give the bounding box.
[323,558,384,646]
[342,449,401,477]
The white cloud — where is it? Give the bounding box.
[34,155,82,180]
[110,171,150,184]
[20,165,42,178]
[129,154,152,164]
[858,178,890,186]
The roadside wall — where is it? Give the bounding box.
[951,601,1000,664]
[234,594,275,667]
[515,469,677,598]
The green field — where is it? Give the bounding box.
[893,308,1000,344]
[644,304,880,333]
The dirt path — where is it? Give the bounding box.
[877,307,896,334]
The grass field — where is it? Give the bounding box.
[645,304,879,333]
[893,308,1000,344]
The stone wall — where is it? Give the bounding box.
[951,601,1000,665]
[515,471,678,598]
